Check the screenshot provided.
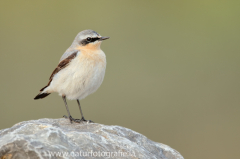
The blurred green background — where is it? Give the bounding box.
[0,1,240,159]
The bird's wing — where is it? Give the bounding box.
[49,51,78,80]
[59,49,78,62]
[40,51,78,91]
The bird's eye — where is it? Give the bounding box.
[87,37,92,42]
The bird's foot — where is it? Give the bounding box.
[63,115,81,123]
[63,115,93,123]
[79,117,94,123]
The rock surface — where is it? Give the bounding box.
[0,118,184,159]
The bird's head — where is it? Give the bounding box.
[73,29,109,51]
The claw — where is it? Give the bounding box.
[80,117,94,123]
[63,115,93,123]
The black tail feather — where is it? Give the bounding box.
[34,93,50,100]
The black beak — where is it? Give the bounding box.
[100,37,110,41]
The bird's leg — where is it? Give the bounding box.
[77,99,94,123]
[77,99,84,119]
[62,95,81,123]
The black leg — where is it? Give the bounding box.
[62,95,72,123]
[62,95,82,123]
[77,100,94,123]
[77,99,84,119]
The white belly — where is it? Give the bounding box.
[46,51,106,100]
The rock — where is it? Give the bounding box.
[0,118,184,159]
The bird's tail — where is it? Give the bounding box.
[34,85,51,100]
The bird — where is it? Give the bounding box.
[34,29,109,123]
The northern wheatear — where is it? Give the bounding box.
[34,30,109,123]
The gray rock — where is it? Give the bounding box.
[0,118,184,159]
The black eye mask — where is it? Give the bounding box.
[81,37,100,46]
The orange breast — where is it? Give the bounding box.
[76,42,105,65]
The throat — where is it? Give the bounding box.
[77,42,101,51]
